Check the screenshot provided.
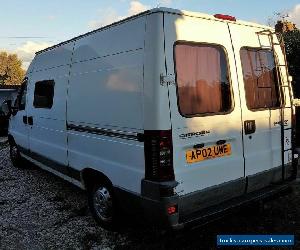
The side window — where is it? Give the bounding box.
[174,43,232,117]
[33,80,55,109]
[240,48,280,110]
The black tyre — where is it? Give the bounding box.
[9,141,25,168]
[88,182,118,230]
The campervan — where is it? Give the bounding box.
[3,8,298,229]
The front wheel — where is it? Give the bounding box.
[9,142,25,168]
[88,182,117,230]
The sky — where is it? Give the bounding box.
[1,0,300,69]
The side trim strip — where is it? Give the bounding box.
[67,123,144,142]
[21,154,83,189]
[19,146,81,182]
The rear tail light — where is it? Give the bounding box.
[144,130,175,181]
[214,14,236,22]
[167,205,178,215]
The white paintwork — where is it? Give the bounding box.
[66,17,146,194]
[27,43,74,167]
[33,43,75,72]
[68,50,144,130]
[8,8,293,199]
[143,13,171,131]
[72,17,145,63]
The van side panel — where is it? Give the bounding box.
[67,51,144,129]
[67,17,146,194]
[33,43,74,71]
[72,18,145,63]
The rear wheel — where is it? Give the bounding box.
[88,182,117,230]
[9,142,25,168]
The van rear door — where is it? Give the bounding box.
[164,14,245,205]
[228,23,292,192]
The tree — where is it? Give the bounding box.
[283,30,300,97]
[283,30,300,78]
[0,51,25,85]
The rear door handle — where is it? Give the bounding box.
[28,116,33,126]
[193,143,204,149]
[244,120,256,135]
[216,140,226,145]
[23,116,28,124]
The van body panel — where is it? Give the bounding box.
[143,13,172,131]
[66,17,147,194]
[164,13,245,196]
[72,17,146,63]
[33,43,74,72]
[67,50,144,130]
[67,132,145,193]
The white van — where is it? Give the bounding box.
[3,8,298,229]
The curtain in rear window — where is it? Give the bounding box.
[240,48,280,110]
[174,43,232,116]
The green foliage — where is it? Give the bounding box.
[0,51,25,85]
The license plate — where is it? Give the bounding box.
[186,144,231,164]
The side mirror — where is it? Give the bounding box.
[289,76,293,83]
[1,100,12,117]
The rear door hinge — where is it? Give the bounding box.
[160,74,176,86]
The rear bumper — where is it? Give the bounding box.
[114,163,298,230]
[140,180,295,230]
[175,181,293,230]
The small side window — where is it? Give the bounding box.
[174,43,232,117]
[33,80,55,109]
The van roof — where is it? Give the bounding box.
[36,7,273,55]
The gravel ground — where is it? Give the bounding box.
[0,138,300,250]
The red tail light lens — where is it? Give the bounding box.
[214,14,236,22]
[144,130,175,181]
[167,205,178,215]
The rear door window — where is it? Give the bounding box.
[240,48,280,110]
[174,43,232,117]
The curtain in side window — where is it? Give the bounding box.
[175,44,231,116]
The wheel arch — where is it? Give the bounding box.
[81,168,113,191]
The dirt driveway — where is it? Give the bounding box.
[0,140,299,250]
